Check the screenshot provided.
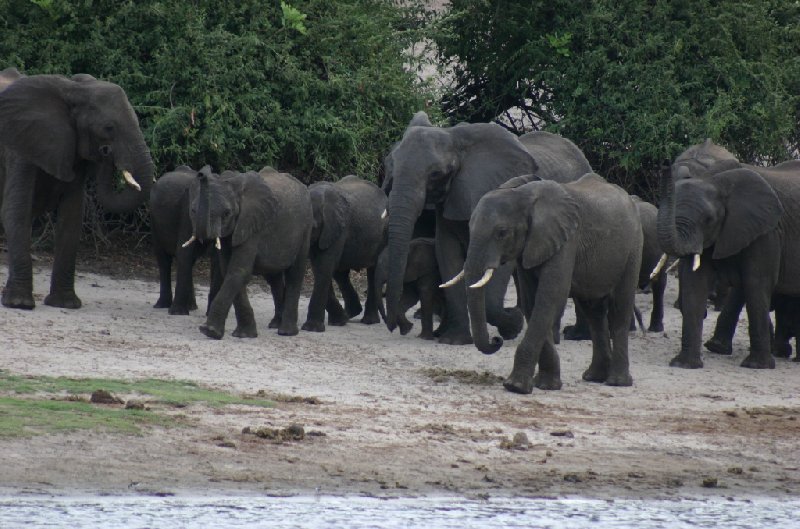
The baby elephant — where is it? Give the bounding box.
[303,176,386,332]
[451,173,642,394]
[150,166,221,315]
[187,166,312,339]
[375,237,444,340]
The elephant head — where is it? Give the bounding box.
[309,182,348,251]
[463,178,579,354]
[187,167,277,249]
[657,162,783,265]
[382,112,538,331]
[0,73,154,212]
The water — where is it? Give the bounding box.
[0,495,796,528]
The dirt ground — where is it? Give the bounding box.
[0,250,798,500]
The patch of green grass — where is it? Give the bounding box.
[0,371,275,439]
[0,372,275,408]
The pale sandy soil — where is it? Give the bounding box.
[0,259,798,500]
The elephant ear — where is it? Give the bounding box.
[712,168,783,260]
[444,123,538,221]
[0,75,77,182]
[232,172,277,247]
[522,181,580,269]
[319,187,348,250]
[499,174,541,190]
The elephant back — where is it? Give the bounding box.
[518,131,592,184]
[337,175,387,269]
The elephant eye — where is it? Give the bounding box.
[495,227,510,239]
[221,209,231,220]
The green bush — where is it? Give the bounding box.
[1,0,434,182]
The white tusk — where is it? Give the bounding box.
[439,270,464,288]
[666,258,681,274]
[649,254,669,280]
[181,235,196,248]
[215,237,221,250]
[692,253,701,272]
[381,209,387,219]
[469,268,495,289]
[122,170,141,191]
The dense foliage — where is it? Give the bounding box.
[434,0,800,199]
[1,0,433,182]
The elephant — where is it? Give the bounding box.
[150,165,222,315]
[302,175,386,332]
[455,173,642,394]
[564,196,667,339]
[382,111,590,345]
[657,139,800,369]
[375,237,444,340]
[0,69,154,309]
[187,166,312,339]
[772,294,800,361]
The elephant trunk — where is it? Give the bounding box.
[374,250,388,323]
[95,140,154,214]
[656,165,699,258]
[384,194,423,332]
[465,255,503,354]
[194,173,213,242]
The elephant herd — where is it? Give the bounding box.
[2,70,799,396]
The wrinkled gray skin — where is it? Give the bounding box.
[189,167,312,339]
[0,68,154,309]
[564,197,667,338]
[150,166,222,315]
[383,112,588,345]
[658,139,800,369]
[375,237,444,340]
[465,174,642,394]
[303,175,386,332]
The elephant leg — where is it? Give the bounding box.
[153,246,173,309]
[45,181,84,309]
[740,257,777,369]
[231,285,258,338]
[647,272,667,332]
[670,257,713,368]
[278,252,307,336]
[485,262,524,340]
[416,276,437,340]
[201,245,256,339]
[266,273,285,329]
[563,301,592,340]
[303,256,336,332]
[170,245,200,315]
[1,160,38,309]
[704,286,744,355]
[577,297,612,383]
[606,271,636,386]
[435,218,472,345]
[207,250,224,315]
[396,285,417,336]
[326,284,349,326]
[334,270,362,319]
[360,266,380,325]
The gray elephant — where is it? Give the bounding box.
[150,165,222,315]
[303,175,386,332]
[454,173,642,394]
[187,166,312,339]
[382,112,590,345]
[564,196,667,338]
[375,237,444,340]
[772,294,800,361]
[657,139,800,369]
[0,68,154,309]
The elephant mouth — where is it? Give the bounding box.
[182,234,222,250]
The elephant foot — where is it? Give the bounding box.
[359,312,380,325]
[199,322,224,340]
[437,328,473,345]
[302,320,326,332]
[534,372,562,391]
[232,325,258,338]
[2,288,35,310]
[563,324,591,341]
[772,342,792,358]
[153,297,172,309]
[44,291,82,309]
[495,308,524,340]
[268,316,282,329]
[793,355,800,363]
[740,354,775,369]
[278,324,299,336]
[647,322,664,333]
[345,303,363,319]
[398,319,413,336]
[503,372,535,394]
[327,310,349,326]
[605,371,633,387]
[418,331,435,340]
[168,305,192,316]
[669,353,703,369]
[582,366,609,384]
[704,337,732,355]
